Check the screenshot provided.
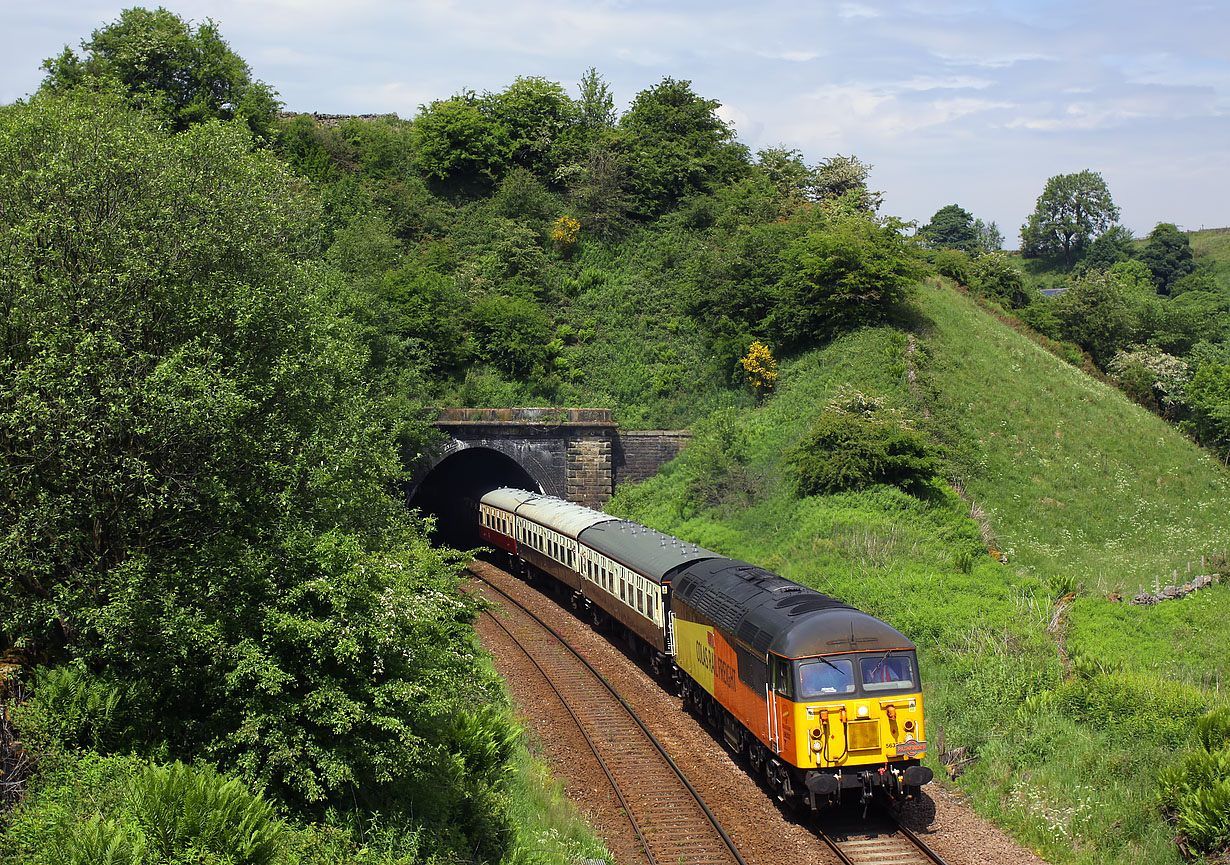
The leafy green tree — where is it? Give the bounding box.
[618,77,750,217]
[1140,222,1196,294]
[921,204,978,252]
[1052,266,1151,366]
[468,294,551,378]
[1074,224,1135,274]
[40,6,279,142]
[0,93,497,819]
[770,206,925,349]
[413,90,511,191]
[1183,347,1230,463]
[1020,170,1120,266]
[485,76,581,179]
[577,67,616,132]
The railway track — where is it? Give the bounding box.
[814,811,948,865]
[468,561,747,865]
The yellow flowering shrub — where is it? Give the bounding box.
[551,215,580,251]
[739,340,778,401]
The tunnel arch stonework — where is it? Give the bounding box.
[412,408,690,509]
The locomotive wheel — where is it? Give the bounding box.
[748,742,766,774]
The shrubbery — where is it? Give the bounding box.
[786,391,940,496]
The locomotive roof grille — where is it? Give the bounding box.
[672,557,914,659]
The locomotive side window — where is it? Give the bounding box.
[771,657,794,698]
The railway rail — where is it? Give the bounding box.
[814,811,949,865]
[468,561,748,865]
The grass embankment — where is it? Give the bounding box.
[607,281,1230,864]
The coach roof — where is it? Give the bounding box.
[579,519,719,584]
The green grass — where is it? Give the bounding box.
[916,279,1230,592]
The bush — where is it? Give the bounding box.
[786,392,940,496]
[930,248,972,285]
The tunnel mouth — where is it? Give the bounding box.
[407,447,539,550]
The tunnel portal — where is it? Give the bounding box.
[406,408,690,550]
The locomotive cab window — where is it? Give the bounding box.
[859,652,916,692]
[771,656,794,699]
[798,658,855,698]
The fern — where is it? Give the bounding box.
[1197,706,1230,753]
[49,815,144,865]
[128,761,284,865]
[1176,778,1230,853]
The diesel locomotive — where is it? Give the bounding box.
[478,487,933,809]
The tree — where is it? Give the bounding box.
[576,67,615,133]
[40,7,279,142]
[1052,266,1150,367]
[485,76,581,179]
[1184,347,1230,462]
[0,93,498,820]
[413,90,511,191]
[811,155,882,211]
[1074,224,1135,274]
[618,77,750,217]
[1020,170,1120,266]
[1139,222,1196,294]
[973,218,1004,253]
[921,204,978,252]
[770,206,925,349]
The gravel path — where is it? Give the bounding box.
[469,565,1052,865]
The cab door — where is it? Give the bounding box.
[767,655,795,756]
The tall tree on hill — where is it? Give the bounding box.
[1020,170,1119,266]
[39,6,279,143]
[921,204,979,252]
[1139,222,1196,294]
[618,77,750,217]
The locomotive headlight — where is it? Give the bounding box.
[857,705,869,717]
[810,728,824,752]
[904,720,915,732]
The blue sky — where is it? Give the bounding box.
[4,1,1227,244]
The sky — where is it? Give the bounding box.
[4,1,1228,245]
